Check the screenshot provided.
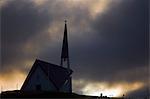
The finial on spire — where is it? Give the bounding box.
[65,20,67,24]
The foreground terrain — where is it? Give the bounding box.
[1,90,124,99]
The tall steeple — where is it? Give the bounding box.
[60,20,70,69]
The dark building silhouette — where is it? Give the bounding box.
[21,21,73,93]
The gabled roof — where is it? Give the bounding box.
[21,59,73,91]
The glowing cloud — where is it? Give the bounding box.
[0,70,26,92]
[73,79,144,97]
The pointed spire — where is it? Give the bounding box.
[60,20,70,69]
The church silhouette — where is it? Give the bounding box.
[21,21,73,93]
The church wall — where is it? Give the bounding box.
[60,77,72,93]
[22,66,57,91]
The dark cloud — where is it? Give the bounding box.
[0,0,149,96]
[1,0,52,71]
[69,0,148,84]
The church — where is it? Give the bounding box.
[21,21,73,93]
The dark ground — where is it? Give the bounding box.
[0,90,125,99]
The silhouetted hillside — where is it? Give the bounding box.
[0,90,125,99]
[1,90,96,98]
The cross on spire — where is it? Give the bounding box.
[65,20,67,23]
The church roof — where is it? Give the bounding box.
[21,59,73,90]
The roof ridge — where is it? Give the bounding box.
[35,59,73,71]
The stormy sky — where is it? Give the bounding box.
[0,0,149,97]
